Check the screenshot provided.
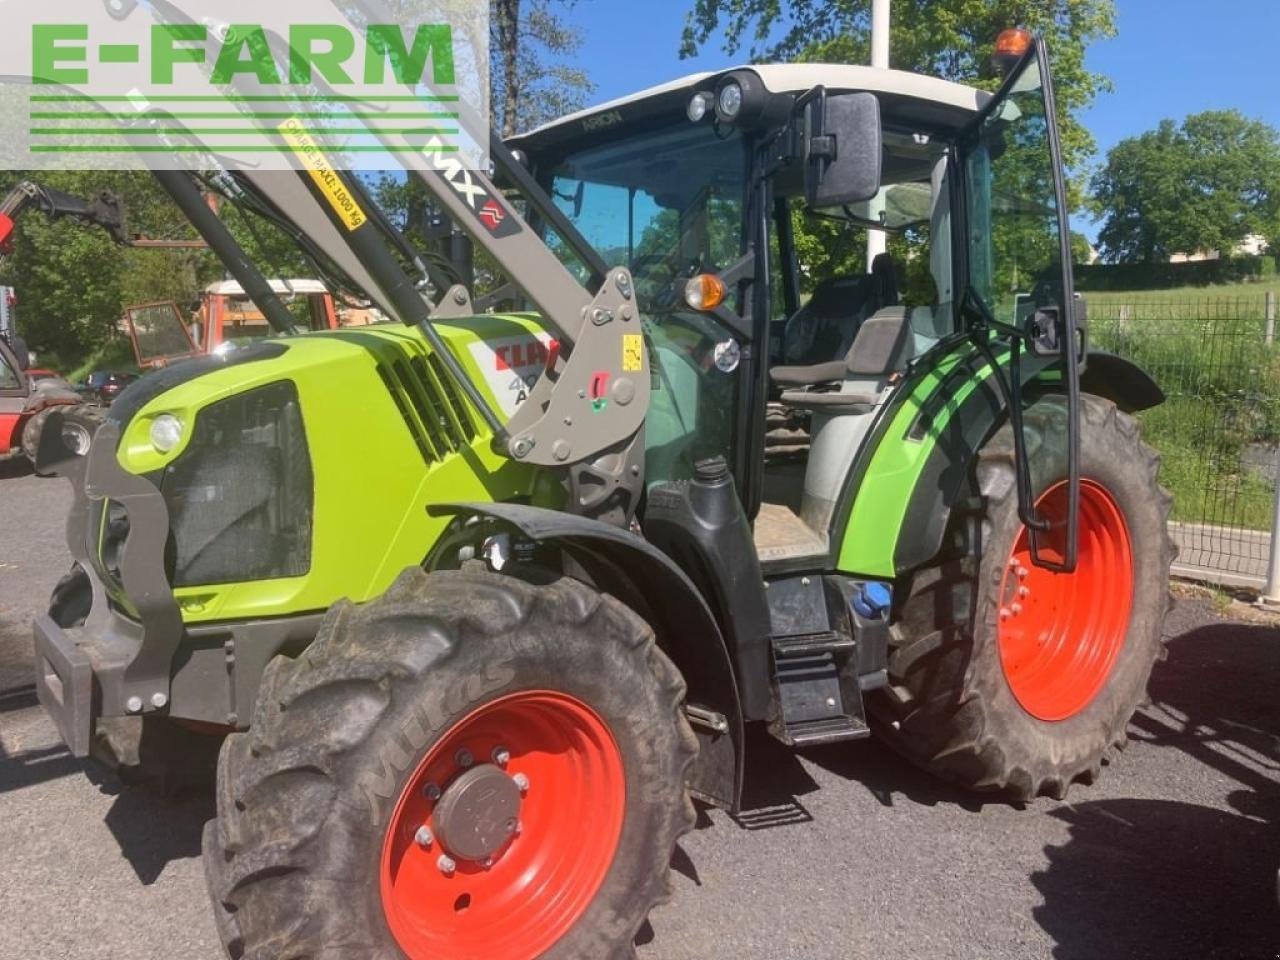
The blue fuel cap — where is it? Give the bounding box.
[853,581,892,620]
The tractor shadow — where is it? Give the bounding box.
[1031,615,1280,959]
[98,769,216,885]
[0,456,32,480]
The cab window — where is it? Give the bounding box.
[964,55,1065,327]
[0,348,19,390]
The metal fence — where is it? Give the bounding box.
[1088,294,1280,590]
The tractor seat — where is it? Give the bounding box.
[772,306,914,396]
[777,254,900,372]
[780,275,876,369]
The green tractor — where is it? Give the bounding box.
[34,30,1173,960]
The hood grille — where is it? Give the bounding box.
[377,347,477,465]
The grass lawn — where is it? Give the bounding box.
[1087,285,1279,532]
[1086,280,1280,311]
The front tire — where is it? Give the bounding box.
[874,395,1175,800]
[204,567,697,960]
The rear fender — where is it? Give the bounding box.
[838,346,1163,578]
[430,501,745,812]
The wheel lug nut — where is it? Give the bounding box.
[513,819,523,837]
[1010,602,1023,615]
[1017,566,1029,580]
[483,857,493,870]
[1000,607,1011,621]
[423,782,442,801]
[437,854,457,876]
[414,826,433,848]
[492,745,511,767]
[455,748,474,768]
[513,772,530,794]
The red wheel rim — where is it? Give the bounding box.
[380,691,626,960]
[997,479,1134,722]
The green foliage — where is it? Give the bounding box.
[1091,307,1280,530]
[492,0,595,137]
[0,170,312,367]
[1092,111,1280,264]
[680,0,1116,179]
[1076,256,1277,291]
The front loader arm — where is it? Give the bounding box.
[0,181,129,256]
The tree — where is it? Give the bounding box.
[679,0,1116,176]
[0,170,309,365]
[492,0,595,138]
[1091,111,1280,264]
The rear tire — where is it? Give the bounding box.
[873,395,1175,800]
[203,567,697,960]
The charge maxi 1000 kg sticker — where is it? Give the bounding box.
[469,333,556,417]
[279,119,369,230]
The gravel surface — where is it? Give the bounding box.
[2,458,1278,960]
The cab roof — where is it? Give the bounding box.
[512,64,990,151]
[205,279,329,297]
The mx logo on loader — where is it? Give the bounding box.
[422,135,521,237]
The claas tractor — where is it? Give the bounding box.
[32,29,1173,960]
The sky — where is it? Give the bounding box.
[567,0,1280,240]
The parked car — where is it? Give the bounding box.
[79,370,139,406]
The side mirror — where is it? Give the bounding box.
[804,92,883,209]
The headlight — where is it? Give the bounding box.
[60,421,91,457]
[716,81,743,121]
[687,91,712,123]
[160,381,313,587]
[150,413,184,453]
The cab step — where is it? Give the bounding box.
[770,631,870,747]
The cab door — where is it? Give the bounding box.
[958,38,1082,570]
[123,302,201,369]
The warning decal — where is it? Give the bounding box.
[279,119,368,230]
[622,333,644,373]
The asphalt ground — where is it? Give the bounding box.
[2,456,1278,959]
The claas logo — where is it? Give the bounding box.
[494,339,552,372]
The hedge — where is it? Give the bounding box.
[1074,255,1276,291]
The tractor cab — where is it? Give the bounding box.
[509,53,1075,574]
[123,278,340,368]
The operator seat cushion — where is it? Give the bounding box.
[782,275,876,367]
[771,307,914,388]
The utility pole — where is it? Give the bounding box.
[866,0,890,271]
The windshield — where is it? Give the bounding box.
[538,122,749,484]
[220,293,329,340]
[543,123,748,309]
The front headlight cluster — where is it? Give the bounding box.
[159,381,314,587]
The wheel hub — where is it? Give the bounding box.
[380,691,626,960]
[433,763,522,862]
[996,479,1134,721]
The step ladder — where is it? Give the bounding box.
[771,631,870,747]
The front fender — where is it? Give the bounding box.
[431,501,745,812]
